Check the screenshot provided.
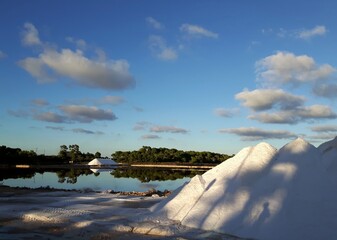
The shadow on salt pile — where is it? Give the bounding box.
[147,137,337,240]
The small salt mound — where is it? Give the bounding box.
[150,137,337,240]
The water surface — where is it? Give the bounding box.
[1,167,205,192]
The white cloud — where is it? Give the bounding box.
[19,48,135,89]
[313,83,337,98]
[263,26,327,40]
[214,108,238,117]
[298,25,327,39]
[298,105,336,119]
[22,22,41,46]
[19,23,135,90]
[34,111,67,123]
[235,89,305,111]
[59,105,117,123]
[249,111,298,124]
[150,125,188,134]
[180,24,218,39]
[219,127,296,141]
[311,125,337,133]
[256,51,335,86]
[146,17,164,30]
[249,105,336,124]
[148,35,177,61]
[18,57,55,83]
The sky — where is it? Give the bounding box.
[1,0,337,157]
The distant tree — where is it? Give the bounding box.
[69,144,80,163]
[94,151,101,158]
[58,145,68,161]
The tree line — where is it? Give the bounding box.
[0,144,234,165]
[0,144,103,165]
[112,146,233,164]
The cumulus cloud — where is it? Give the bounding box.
[311,125,337,133]
[22,22,42,46]
[180,24,218,39]
[313,83,337,98]
[249,111,297,124]
[235,89,305,111]
[219,127,296,141]
[249,105,337,124]
[256,51,335,86]
[18,57,55,83]
[19,23,135,90]
[150,125,188,134]
[214,108,238,117]
[148,35,177,61]
[34,111,67,123]
[298,105,336,119]
[19,48,135,89]
[146,17,164,30]
[298,25,327,39]
[59,105,117,123]
[142,134,161,139]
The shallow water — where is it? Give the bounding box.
[1,167,204,192]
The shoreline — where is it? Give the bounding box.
[2,163,216,170]
[0,184,172,197]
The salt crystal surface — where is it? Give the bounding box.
[150,137,337,240]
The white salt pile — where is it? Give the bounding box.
[149,137,337,240]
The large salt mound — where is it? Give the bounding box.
[150,137,337,240]
[318,136,337,187]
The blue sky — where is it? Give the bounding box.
[1,0,337,157]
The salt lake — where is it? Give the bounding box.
[1,167,205,192]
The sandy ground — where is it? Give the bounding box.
[0,186,241,240]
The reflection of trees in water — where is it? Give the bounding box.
[1,167,203,184]
[111,168,205,182]
[0,168,38,181]
[55,168,93,184]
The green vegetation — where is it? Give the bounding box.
[112,146,233,164]
[0,145,61,165]
[0,145,103,165]
[0,144,233,166]
[58,144,102,163]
